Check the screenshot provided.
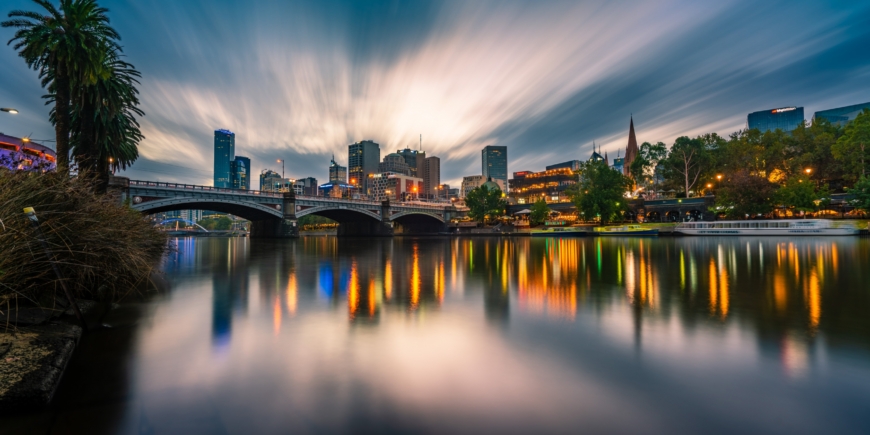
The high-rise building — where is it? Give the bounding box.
[260,169,282,191]
[423,156,440,198]
[232,156,250,190]
[814,102,870,126]
[329,155,347,183]
[378,153,412,176]
[461,175,485,198]
[348,140,380,192]
[291,177,318,196]
[397,148,426,177]
[481,145,507,192]
[623,117,639,177]
[747,107,805,133]
[214,129,235,188]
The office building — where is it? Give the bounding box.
[232,156,250,190]
[508,167,577,204]
[319,181,356,198]
[423,156,441,198]
[447,187,460,201]
[260,169,282,191]
[747,106,805,133]
[378,153,412,176]
[214,129,235,188]
[461,175,485,198]
[546,160,582,172]
[481,145,508,191]
[329,155,347,183]
[612,156,625,175]
[348,140,380,191]
[624,117,639,177]
[397,148,426,177]
[368,172,424,202]
[814,102,870,126]
[290,177,318,196]
[180,210,204,222]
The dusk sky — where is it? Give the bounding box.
[1,0,869,187]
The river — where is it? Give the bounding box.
[7,236,870,434]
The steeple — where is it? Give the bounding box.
[624,116,639,177]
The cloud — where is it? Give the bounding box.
[1,0,868,187]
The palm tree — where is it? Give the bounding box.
[3,0,121,174]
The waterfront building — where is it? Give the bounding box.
[461,175,485,198]
[329,155,347,183]
[294,177,318,196]
[180,210,204,222]
[318,180,356,198]
[348,140,380,192]
[546,160,582,172]
[623,117,639,177]
[213,129,235,188]
[367,172,424,202]
[508,167,577,205]
[0,133,56,171]
[481,145,508,192]
[423,156,441,198]
[378,153,412,176]
[397,148,426,177]
[260,169,282,191]
[747,106,805,132]
[814,102,870,126]
[231,156,250,190]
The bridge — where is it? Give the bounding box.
[109,177,459,237]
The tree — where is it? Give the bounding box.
[629,141,667,196]
[832,109,870,181]
[465,185,507,224]
[567,159,631,225]
[846,176,870,213]
[775,175,828,213]
[529,199,549,226]
[4,0,123,175]
[198,216,233,231]
[661,136,710,197]
[715,171,776,218]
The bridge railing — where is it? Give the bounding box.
[129,179,453,209]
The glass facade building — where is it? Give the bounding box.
[232,156,250,190]
[814,102,870,126]
[747,107,804,133]
[348,140,380,192]
[213,129,235,188]
[481,145,508,192]
[329,155,347,183]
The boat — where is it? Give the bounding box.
[594,225,659,236]
[675,219,859,236]
[530,227,589,237]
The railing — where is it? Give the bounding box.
[128,179,453,209]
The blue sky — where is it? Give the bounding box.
[1,0,869,186]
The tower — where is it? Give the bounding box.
[624,117,639,177]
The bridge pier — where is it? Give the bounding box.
[251,192,299,238]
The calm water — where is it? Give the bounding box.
[9,236,870,434]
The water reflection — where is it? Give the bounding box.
[113,236,870,433]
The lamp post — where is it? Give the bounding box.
[0,108,18,114]
[276,159,284,179]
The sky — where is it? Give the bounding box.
[1,0,869,187]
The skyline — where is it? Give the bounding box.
[1,0,869,187]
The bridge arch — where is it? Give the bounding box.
[389,210,445,223]
[134,197,281,221]
[297,205,382,222]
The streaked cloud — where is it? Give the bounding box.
[1,0,868,186]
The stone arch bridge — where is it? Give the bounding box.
[111,177,460,237]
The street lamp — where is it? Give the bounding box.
[1,108,18,114]
[276,159,284,179]
[805,168,812,175]
[716,174,722,181]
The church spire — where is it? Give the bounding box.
[624,116,639,177]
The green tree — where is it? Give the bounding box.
[198,216,233,231]
[661,136,711,197]
[529,199,549,226]
[846,176,870,213]
[465,185,507,224]
[629,141,667,191]
[715,171,776,218]
[4,0,123,174]
[832,109,870,181]
[775,175,828,213]
[567,159,631,225]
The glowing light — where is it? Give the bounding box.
[286,272,297,316]
[411,245,420,310]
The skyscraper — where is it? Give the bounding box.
[814,102,870,126]
[623,117,639,177]
[423,156,441,198]
[348,140,380,192]
[481,145,507,192]
[214,129,235,188]
[747,107,805,132]
[329,155,347,183]
[260,169,282,191]
[397,148,426,177]
[232,156,250,190]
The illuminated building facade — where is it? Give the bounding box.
[368,172,424,201]
[814,102,870,126]
[213,129,235,188]
[0,133,56,171]
[508,167,577,204]
[231,156,250,190]
[747,106,805,132]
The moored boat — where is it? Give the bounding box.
[676,219,859,236]
[594,224,658,236]
[530,227,589,237]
